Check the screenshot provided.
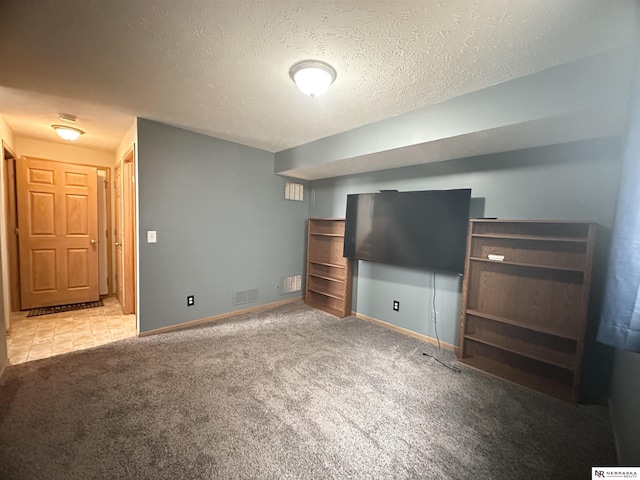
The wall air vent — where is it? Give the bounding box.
[284,182,304,201]
[281,275,302,295]
[233,288,258,306]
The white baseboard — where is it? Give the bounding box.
[0,355,8,383]
[354,312,456,351]
[608,398,622,465]
[139,297,303,337]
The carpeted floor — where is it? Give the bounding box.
[0,302,614,479]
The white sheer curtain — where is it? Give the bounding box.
[597,42,640,353]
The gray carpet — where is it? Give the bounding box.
[0,302,614,479]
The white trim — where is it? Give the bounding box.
[354,312,456,351]
[0,355,8,382]
[0,142,12,333]
[608,398,622,465]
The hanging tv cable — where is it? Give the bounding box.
[422,271,461,373]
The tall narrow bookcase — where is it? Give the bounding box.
[305,218,353,318]
[457,220,596,403]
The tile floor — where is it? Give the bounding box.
[6,296,137,365]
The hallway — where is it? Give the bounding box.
[6,296,136,365]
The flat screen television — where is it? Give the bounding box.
[343,189,471,274]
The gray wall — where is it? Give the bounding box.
[136,119,308,332]
[309,137,623,393]
[609,349,640,464]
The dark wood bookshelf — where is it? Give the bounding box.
[458,220,596,403]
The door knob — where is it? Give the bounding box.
[90,239,97,245]
[115,242,122,246]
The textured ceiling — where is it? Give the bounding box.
[0,0,635,153]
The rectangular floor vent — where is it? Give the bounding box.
[281,275,302,295]
[233,288,258,306]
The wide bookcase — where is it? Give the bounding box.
[457,220,596,403]
[305,218,353,318]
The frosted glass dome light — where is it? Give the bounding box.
[52,125,85,141]
[290,60,337,97]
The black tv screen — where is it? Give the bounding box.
[343,189,471,274]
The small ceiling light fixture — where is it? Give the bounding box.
[52,124,85,141]
[52,113,84,141]
[290,60,337,97]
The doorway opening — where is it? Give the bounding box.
[3,153,137,364]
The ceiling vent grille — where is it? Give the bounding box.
[233,288,258,306]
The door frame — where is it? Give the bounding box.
[2,143,19,311]
[118,147,136,315]
[97,168,112,296]
[1,141,18,332]
[114,162,124,307]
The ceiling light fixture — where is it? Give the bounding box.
[290,60,337,97]
[52,125,85,141]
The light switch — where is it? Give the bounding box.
[147,230,157,243]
